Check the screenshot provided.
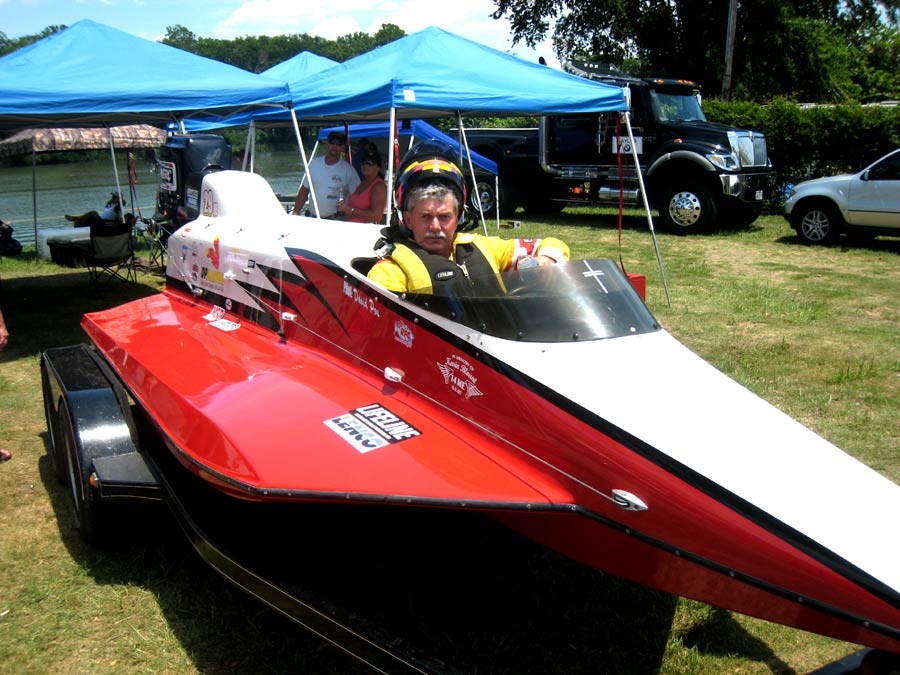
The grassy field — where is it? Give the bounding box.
[0,210,897,675]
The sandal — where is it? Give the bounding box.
[0,448,11,462]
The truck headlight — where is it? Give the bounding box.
[706,151,741,171]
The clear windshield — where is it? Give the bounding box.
[405,259,660,342]
[649,88,706,122]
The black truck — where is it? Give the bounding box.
[464,61,776,233]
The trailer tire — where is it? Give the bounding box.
[58,397,106,544]
[657,183,717,234]
[41,361,67,485]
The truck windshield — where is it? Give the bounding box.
[404,259,660,342]
[649,88,706,123]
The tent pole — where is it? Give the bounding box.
[386,107,397,227]
[241,120,254,172]
[31,143,38,252]
[289,109,318,217]
[495,175,500,230]
[455,112,488,236]
[622,111,671,307]
[108,128,125,223]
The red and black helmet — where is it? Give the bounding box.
[394,139,468,224]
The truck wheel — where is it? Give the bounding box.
[791,200,841,245]
[658,184,717,234]
[41,361,67,485]
[471,178,498,217]
[58,398,106,543]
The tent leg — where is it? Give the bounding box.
[622,112,671,308]
[290,109,319,217]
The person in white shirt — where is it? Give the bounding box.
[292,130,361,219]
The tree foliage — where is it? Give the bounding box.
[161,23,405,72]
[0,25,67,57]
[491,0,900,102]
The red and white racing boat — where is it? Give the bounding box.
[42,170,900,671]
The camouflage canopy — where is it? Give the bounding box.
[0,125,166,158]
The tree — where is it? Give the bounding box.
[490,0,900,101]
[161,23,405,72]
[0,25,67,57]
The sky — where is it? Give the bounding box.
[1,0,560,67]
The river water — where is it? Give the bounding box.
[0,149,304,249]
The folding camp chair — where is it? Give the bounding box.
[85,222,137,284]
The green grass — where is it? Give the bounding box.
[1,211,898,674]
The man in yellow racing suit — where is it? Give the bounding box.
[368,141,568,294]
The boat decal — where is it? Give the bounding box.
[234,270,305,327]
[209,318,240,332]
[202,306,226,322]
[206,234,220,268]
[342,279,381,318]
[437,355,483,400]
[324,403,422,454]
[276,248,349,335]
[393,321,414,348]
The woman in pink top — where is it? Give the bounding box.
[337,149,387,223]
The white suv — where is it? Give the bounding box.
[784,148,900,244]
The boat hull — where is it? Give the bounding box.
[80,169,900,656]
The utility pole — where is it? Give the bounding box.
[722,0,738,100]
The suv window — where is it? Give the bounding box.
[867,152,900,181]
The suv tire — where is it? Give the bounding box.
[792,200,842,245]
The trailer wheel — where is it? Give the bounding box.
[40,360,67,485]
[58,397,106,543]
[657,183,717,234]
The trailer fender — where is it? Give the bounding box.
[41,345,162,542]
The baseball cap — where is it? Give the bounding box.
[327,131,347,144]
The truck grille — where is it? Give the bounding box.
[734,132,768,168]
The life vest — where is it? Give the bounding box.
[389,235,502,294]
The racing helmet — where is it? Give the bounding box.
[394,139,471,230]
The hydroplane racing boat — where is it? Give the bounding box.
[41,170,900,671]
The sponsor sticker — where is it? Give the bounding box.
[436,355,483,399]
[209,318,240,332]
[159,161,176,191]
[393,321,414,348]
[202,306,226,322]
[324,403,421,454]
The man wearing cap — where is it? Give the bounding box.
[293,130,361,219]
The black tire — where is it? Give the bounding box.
[470,177,498,217]
[40,362,67,485]
[723,200,763,229]
[791,200,842,245]
[859,649,900,675]
[656,182,717,234]
[58,398,106,543]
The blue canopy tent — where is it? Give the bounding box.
[0,19,292,129]
[0,19,293,246]
[179,50,338,133]
[184,27,626,224]
[283,27,627,225]
[288,27,625,122]
[316,120,498,175]
[314,119,502,217]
